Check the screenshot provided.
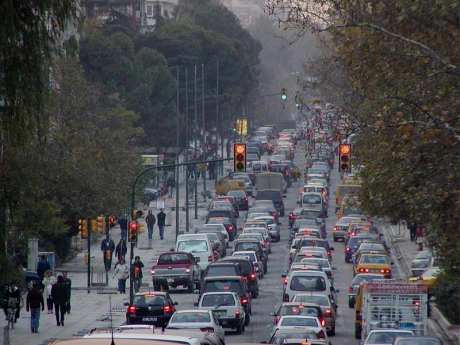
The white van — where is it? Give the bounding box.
[282,270,337,304]
[176,234,214,270]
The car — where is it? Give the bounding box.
[299,192,326,217]
[126,292,178,326]
[255,190,285,216]
[283,270,335,304]
[300,258,334,281]
[200,276,252,324]
[296,237,334,260]
[271,302,324,326]
[345,234,381,263]
[392,336,442,345]
[363,330,413,344]
[206,209,237,229]
[227,190,249,210]
[238,231,271,254]
[204,262,244,280]
[166,310,225,344]
[233,239,268,273]
[354,254,392,278]
[347,273,385,308]
[410,250,433,277]
[275,316,327,341]
[206,217,237,241]
[408,266,441,290]
[352,243,388,264]
[253,215,280,242]
[267,326,322,345]
[151,252,201,292]
[197,292,246,334]
[219,256,260,296]
[250,204,279,224]
[231,175,255,197]
[194,226,228,253]
[175,234,216,270]
[290,293,336,336]
[209,201,238,219]
[232,250,265,280]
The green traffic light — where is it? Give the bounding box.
[281,94,287,101]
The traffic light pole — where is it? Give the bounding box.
[87,219,91,294]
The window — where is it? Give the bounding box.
[146,5,153,16]
[177,240,209,253]
[134,294,165,306]
[171,312,211,323]
[280,317,318,327]
[158,253,190,265]
[290,276,327,292]
[201,294,236,307]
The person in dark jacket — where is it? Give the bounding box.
[62,272,71,314]
[101,235,115,272]
[51,275,68,326]
[36,255,50,282]
[118,215,128,241]
[115,238,127,261]
[145,211,156,241]
[26,282,44,333]
[132,256,144,293]
[157,209,166,240]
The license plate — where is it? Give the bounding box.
[142,317,158,322]
[167,278,174,283]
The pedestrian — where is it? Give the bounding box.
[118,215,128,241]
[113,258,129,294]
[115,238,127,262]
[36,255,50,283]
[101,234,115,272]
[145,210,156,241]
[42,270,56,314]
[167,176,175,198]
[51,275,67,326]
[408,222,417,242]
[416,226,424,251]
[6,282,21,323]
[26,282,44,333]
[62,272,71,314]
[157,209,166,240]
[132,256,144,293]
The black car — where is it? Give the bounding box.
[126,292,178,326]
[233,240,268,273]
[219,257,259,298]
[204,262,244,279]
[255,190,285,217]
[206,210,237,230]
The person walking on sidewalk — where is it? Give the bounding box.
[146,211,156,241]
[167,175,175,198]
[51,275,68,326]
[408,222,417,242]
[113,258,129,294]
[101,235,115,272]
[62,272,71,314]
[42,270,56,314]
[115,238,127,262]
[36,255,50,283]
[26,282,44,333]
[157,209,166,240]
[118,215,128,241]
[132,256,144,293]
[416,226,424,251]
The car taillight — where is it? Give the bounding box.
[200,327,214,333]
[250,273,256,280]
[235,310,241,318]
[127,306,136,314]
[240,297,248,305]
[185,268,191,273]
[346,247,351,252]
[283,277,288,285]
[324,309,332,317]
[359,268,369,273]
[317,329,326,339]
[162,305,172,313]
[151,270,156,274]
[273,316,280,324]
[320,318,326,327]
[208,256,213,262]
[334,226,338,232]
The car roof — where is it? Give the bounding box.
[203,275,243,281]
[135,291,167,297]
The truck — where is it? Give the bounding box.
[215,177,244,195]
[354,280,428,340]
[255,172,286,216]
[151,251,201,292]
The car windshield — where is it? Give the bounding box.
[157,253,190,265]
[170,312,211,323]
[279,317,318,327]
[177,240,209,253]
[292,294,329,306]
[133,295,165,306]
[302,194,322,205]
[366,332,412,344]
[280,305,320,317]
[360,255,390,264]
[201,294,236,307]
[299,239,328,249]
[204,280,243,294]
[290,276,327,292]
[395,339,441,345]
[256,191,282,201]
[207,266,238,276]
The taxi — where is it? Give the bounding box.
[354,253,392,278]
[409,267,440,290]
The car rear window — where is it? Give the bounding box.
[302,194,322,205]
[290,276,327,292]
[280,317,318,327]
[204,280,243,294]
[299,239,328,250]
[224,259,252,274]
[157,253,190,265]
[201,294,236,307]
[280,305,320,317]
[235,242,259,252]
[134,295,165,306]
[171,312,211,323]
[292,294,330,306]
[256,191,282,201]
[208,210,233,218]
[177,240,209,253]
[360,255,390,264]
[207,265,238,277]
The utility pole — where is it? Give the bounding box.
[202,63,207,200]
[175,67,180,239]
[194,64,198,219]
[87,218,91,294]
[185,68,190,233]
[216,59,222,176]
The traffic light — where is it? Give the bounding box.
[129,221,138,242]
[295,92,300,108]
[234,143,247,172]
[281,88,287,101]
[97,216,105,233]
[339,143,351,173]
[79,219,88,239]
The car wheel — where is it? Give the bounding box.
[244,313,250,326]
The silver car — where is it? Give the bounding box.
[197,292,246,334]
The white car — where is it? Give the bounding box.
[167,309,225,344]
[283,270,335,303]
[176,234,214,270]
[364,330,414,344]
[275,316,328,342]
[197,292,246,334]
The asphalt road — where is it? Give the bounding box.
[168,144,401,345]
